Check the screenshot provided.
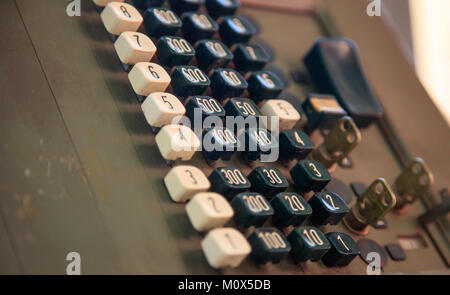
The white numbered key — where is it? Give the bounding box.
[100,2,143,35]
[261,99,301,130]
[201,228,251,269]
[141,92,185,128]
[186,193,234,232]
[155,125,201,161]
[128,62,171,96]
[164,165,211,202]
[114,32,156,65]
[92,0,124,7]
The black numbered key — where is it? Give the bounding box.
[210,68,248,100]
[247,71,284,102]
[290,160,331,193]
[322,232,360,267]
[143,8,182,38]
[308,192,349,225]
[231,192,273,228]
[156,36,195,67]
[288,226,331,263]
[170,65,210,97]
[239,128,278,162]
[182,12,218,42]
[224,98,261,120]
[270,193,312,227]
[219,16,256,46]
[248,228,291,264]
[205,0,241,18]
[278,129,314,161]
[185,96,225,124]
[132,0,165,10]
[247,167,288,199]
[233,43,270,72]
[169,0,204,14]
[209,167,251,199]
[195,39,234,70]
[202,127,239,162]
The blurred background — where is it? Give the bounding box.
[382,0,450,126]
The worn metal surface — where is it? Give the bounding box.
[0,0,448,274]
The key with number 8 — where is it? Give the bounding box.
[101,3,143,36]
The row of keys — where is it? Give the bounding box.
[153,124,310,163]
[131,0,241,18]
[128,63,284,100]
[113,26,269,71]
[165,165,346,226]
[162,157,331,194]
[201,227,359,268]
[140,93,302,141]
[100,3,256,46]
[97,0,241,18]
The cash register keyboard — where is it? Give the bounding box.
[0,0,448,274]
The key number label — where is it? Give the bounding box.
[206,41,227,57]
[221,168,247,185]
[166,37,192,54]
[208,197,220,213]
[262,168,283,184]
[243,195,270,212]
[230,18,246,33]
[253,130,271,146]
[258,73,275,88]
[192,14,213,29]
[284,194,305,211]
[120,5,132,18]
[196,97,222,113]
[154,9,178,25]
[303,228,324,246]
[294,132,305,145]
[258,231,287,249]
[221,70,242,86]
[325,194,340,210]
[212,129,237,145]
[182,68,208,83]
[185,169,198,185]
[235,101,256,116]
[308,162,322,178]
[337,234,350,251]
[148,65,160,79]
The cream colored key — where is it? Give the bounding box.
[141,92,185,127]
[164,165,211,202]
[186,193,234,232]
[100,2,143,35]
[93,0,124,7]
[201,228,251,269]
[114,32,156,65]
[155,125,201,161]
[261,99,301,130]
[128,62,171,96]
